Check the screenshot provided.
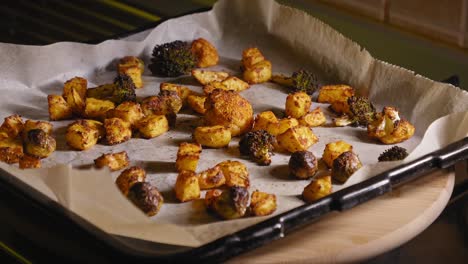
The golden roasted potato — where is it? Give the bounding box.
[106,101,143,127]
[191,69,229,85]
[322,140,353,168]
[176,142,202,172]
[197,165,226,190]
[203,82,227,94]
[141,91,182,117]
[330,100,350,115]
[22,120,53,140]
[241,47,265,69]
[299,107,326,127]
[48,95,73,121]
[191,38,219,68]
[94,151,129,171]
[0,137,23,164]
[116,166,146,196]
[0,115,24,138]
[317,85,355,104]
[63,77,87,115]
[175,170,200,202]
[128,182,164,217]
[332,151,362,183]
[19,154,41,169]
[243,59,272,84]
[104,118,131,145]
[285,92,312,119]
[66,120,104,150]
[367,106,415,144]
[216,160,250,188]
[160,83,192,105]
[23,129,56,158]
[83,98,115,121]
[193,125,231,148]
[204,189,223,209]
[267,117,299,137]
[204,90,254,136]
[136,115,169,139]
[118,56,144,88]
[212,186,249,219]
[302,175,332,203]
[276,126,318,153]
[250,190,277,216]
[221,76,250,92]
[252,111,278,131]
[187,94,207,114]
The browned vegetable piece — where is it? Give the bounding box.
[0,137,23,164]
[203,77,250,94]
[285,92,312,119]
[66,120,104,150]
[175,170,200,202]
[322,140,353,168]
[94,151,129,171]
[212,186,249,219]
[83,98,115,121]
[115,166,146,196]
[191,38,219,68]
[317,85,354,104]
[141,91,182,117]
[299,107,326,127]
[186,94,207,114]
[48,95,73,121]
[250,190,277,216]
[104,118,131,145]
[176,142,202,172]
[288,151,318,179]
[241,47,265,69]
[136,115,169,139]
[23,129,56,158]
[276,126,318,153]
[367,106,415,144]
[106,101,144,127]
[193,125,231,148]
[302,175,332,203]
[331,151,362,183]
[19,154,41,169]
[0,115,24,138]
[243,60,272,84]
[118,56,144,88]
[22,120,53,140]
[216,160,250,188]
[204,189,223,209]
[63,76,87,115]
[160,83,192,105]
[197,165,226,190]
[127,182,164,217]
[191,69,229,85]
[252,111,278,132]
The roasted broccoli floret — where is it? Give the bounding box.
[239,130,275,166]
[86,75,136,105]
[347,96,376,127]
[271,70,319,95]
[378,146,408,162]
[149,40,197,77]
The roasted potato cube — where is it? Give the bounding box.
[24,129,56,158]
[141,92,182,117]
[0,115,24,138]
[66,120,104,150]
[94,151,129,171]
[48,95,73,121]
[330,100,350,115]
[22,120,53,140]
[0,137,23,164]
[276,126,318,153]
[317,85,354,104]
[106,101,143,127]
[118,56,144,88]
[84,98,115,121]
[187,94,207,114]
[212,187,249,219]
[367,107,415,144]
[116,166,146,196]
[299,107,326,127]
[285,92,312,119]
[204,189,223,209]
[63,77,87,115]
[217,160,250,188]
[104,118,131,145]
[19,154,41,169]
[197,165,226,189]
[268,117,299,137]
[288,151,318,179]
[250,190,277,216]
[175,170,200,202]
[332,151,362,183]
[128,182,164,217]
[191,69,229,85]
[203,82,226,94]
[253,111,278,131]
[191,38,219,68]
[322,140,353,168]
[193,125,231,148]
[176,142,202,172]
[136,115,169,139]
[302,175,332,203]
[242,47,265,69]
[221,76,250,92]
[160,83,192,105]
[243,60,272,84]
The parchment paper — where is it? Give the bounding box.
[0,0,467,247]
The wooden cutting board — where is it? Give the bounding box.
[229,169,454,263]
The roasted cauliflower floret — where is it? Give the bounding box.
[285,91,312,119]
[276,126,318,153]
[48,95,73,121]
[367,106,415,144]
[302,175,332,203]
[66,120,104,150]
[216,160,250,188]
[322,140,353,168]
[288,150,318,179]
[250,190,277,216]
[239,130,275,166]
[175,170,200,202]
[176,142,202,172]
[116,166,146,196]
[193,125,231,148]
[128,182,164,217]
[191,38,219,68]
[118,56,144,88]
[196,165,226,190]
[136,115,169,139]
[94,151,130,171]
[104,118,131,145]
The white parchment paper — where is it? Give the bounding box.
[0,0,467,247]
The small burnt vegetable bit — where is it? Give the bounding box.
[112,74,137,104]
[271,70,319,95]
[24,129,56,158]
[378,146,408,162]
[239,130,275,166]
[127,182,164,217]
[347,96,376,127]
[149,40,197,77]
[212,186,249,220]
[288,151,318,179]
[331,151,362,183]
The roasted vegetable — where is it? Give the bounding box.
[335,96,376,127]
[187,94,207,114]
[367,106,415,144]
[216,160,250,188]
[176,142,202,172]
[149,40,197,77]
[94,151,130,171]
[19,154,41,169]
[118,56,144,88]
[104,118,132,145]
[204,189,223,209]
[271,70,319,95]
[136,115,169,139]
[196,165,226,190]
[302,175,332,203]
[86,75,137,105]
[193,125,231,148]
[322,140,353,168]
[175,170,200,202]
[203,76,250,94]
[331,151,362,183]
[276,126,318,153]
[160,83,192,106]
[0,115,24,138]
[66,120,104,150]
[299,107,326,127]
[128,182,164,217]
[141,90,182,117]
[0,137,23,164]
[250,190,277,216]
[63,77,87,115]
[378,146,409,162]
[288,151,318,179]
[84,98,115,121]
[317,84,355,104]
[22,120,53,140]
[285,91,312,119]
[191,69,229,85]
[241,47,272,84]
[239,130,275,166]
[116,166,146,196]
[24,129,56,158]
[48,95,73,121]
[211,186,249,219]
[191,38,219,68]
[106,101,144,127]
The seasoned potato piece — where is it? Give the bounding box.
[285,92,312,119]
[136,115,169,139]
[367,106,415,144]
[160,83,192,105]
[299,107,326,127]
[22,120,53,140]
[0,115,24,138]
[48,95,73,121]
[217,160,250,188]
[250,190,277,216]
[94,151,129,171]
[241,47,265,69]
[243,60,272,84]
[317,85,354,104]
[66,120,104,150]
[128,182,164,217]
[175,170,200,202]
[104,118,131,145]
[204,90,254,136]
[322,140,353,168]
[276,126,318,153]
[203,82,227,94]
[191,38,219,68]
[84,98,115,121]
[330,100,350,114]
[115,166,146,196]
[118,56,144,88]
[212,187,249,219]
[106,101,143,127]
[253,111,278,131]
[193,125,231,148]
[187,94,207,114]
[302,175,332,203]
[141,91,182,117]
[176,142,202,172]
[63,77,87,115]
[204,189,223,209]
[191,69,229,85]
[19,154,41,169]
[197,165,226,190]
[269,117,299,137]
[221,76,250,92]
[23,129,56,158]
[0,137,23,164]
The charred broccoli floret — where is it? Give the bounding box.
[149,40,197,77]
[347,96,376,126]
[86,74,136,105]
[239,130,275,166]
[271,69,319,95]
[378,146,408,162]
